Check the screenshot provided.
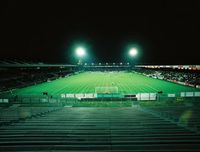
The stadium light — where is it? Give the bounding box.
[129,48,138,57]
[76,47,86,57]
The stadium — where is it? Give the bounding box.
[1,61,200,151]
[1,1,200,152]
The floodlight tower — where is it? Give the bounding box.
[75,47,86,65]
[129,48,138,57]
[128,47,138,67]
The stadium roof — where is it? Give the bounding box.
[0,63,77,68]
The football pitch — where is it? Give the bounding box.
[4,71,199,98]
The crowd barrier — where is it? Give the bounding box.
[1,91,200,104]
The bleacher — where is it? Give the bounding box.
[0,65,75,92]
[135,68,200,88]
[0,107,200,151]
[0,106,61,126]
[142,104,200,132]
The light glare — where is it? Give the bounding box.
[76,47,85,57]
[129,48,137,57]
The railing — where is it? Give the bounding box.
[1,93,200,105]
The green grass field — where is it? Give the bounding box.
[3,71,199,98]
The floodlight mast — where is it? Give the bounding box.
[75,47,86,65]
[128,48,138,67]
[129,48,137,57]
[76,47,85,57]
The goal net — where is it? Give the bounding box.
[95,86,119,94]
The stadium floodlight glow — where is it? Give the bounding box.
[76,47,86,57]
[129,48,138,57]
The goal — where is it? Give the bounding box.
[95,86,119,94]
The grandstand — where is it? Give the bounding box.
[0,63,200,151]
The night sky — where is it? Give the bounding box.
[1,1,199,64]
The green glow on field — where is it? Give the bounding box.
[5,71,200,98]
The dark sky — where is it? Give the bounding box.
[1,1,199,64]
